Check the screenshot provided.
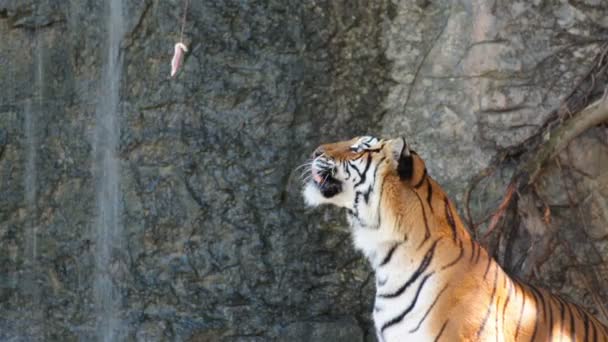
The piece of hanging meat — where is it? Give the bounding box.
[171,42,188,77]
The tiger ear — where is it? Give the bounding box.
[389,137,405,160]
[391,137,413,180]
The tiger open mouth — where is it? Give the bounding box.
[312,166,342,198]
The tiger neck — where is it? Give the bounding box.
[348,173,476,271]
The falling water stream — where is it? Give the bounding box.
[92,0,125,340]
[23,7,44,335]
[23,97,39,313]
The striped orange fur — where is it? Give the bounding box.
[302,136,608,342]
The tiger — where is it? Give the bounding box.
[302,135,608,342]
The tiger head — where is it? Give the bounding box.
[302,136,417,228]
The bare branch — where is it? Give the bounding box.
[522,96,608,186]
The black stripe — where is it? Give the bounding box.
[378,239,440,298]
[412,190,431,249]
[483,254,493,279]
[409,284,449,333]
[362,156,385,203]
[441,239,463,270]
[579,306,589,342]
[566,302,575,341]
[535,287,548,328]
[413,167,427,188]
[528,286,542,341]
[379,243,400,267]
[475,243,483,264]
[513,281,525,341]
[354,154,372,187]
[501,276,514,336]
[426,179,434,212]
[380,272,434,334]
[434,320,448,342]
[349,161,361,177]
[591,318,598,342]
[476,263,499,338]
[352,153,366,161]
[353,191,362,217]
[444,197,457,242]
[354,191,362,205]
[344,161,351,180]
[363,185,373,204]
[366,147,383,153]
[470,236,477,263]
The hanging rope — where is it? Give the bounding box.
[179,0,190,43]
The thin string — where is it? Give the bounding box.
[179,0,190,43]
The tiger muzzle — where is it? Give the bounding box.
[311,160,342,198]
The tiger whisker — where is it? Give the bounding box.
[294,161,313,172]
[298,167,313,181]
[320,172,330,186]
[295,161,314,181]
[301,176,315,186]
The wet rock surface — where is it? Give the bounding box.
[0,0,607,340]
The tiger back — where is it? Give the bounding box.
[302,136,608,342]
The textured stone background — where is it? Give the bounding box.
[0,0,607,341]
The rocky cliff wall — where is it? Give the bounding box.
[0,0,607,341]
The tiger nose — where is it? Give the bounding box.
[312,146,325,159]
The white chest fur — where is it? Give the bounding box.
[351,227,443,342]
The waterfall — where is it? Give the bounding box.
[23,98,38,299]
[92,0,125,340]
[24,98,37,253]
[23,12,44,335]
